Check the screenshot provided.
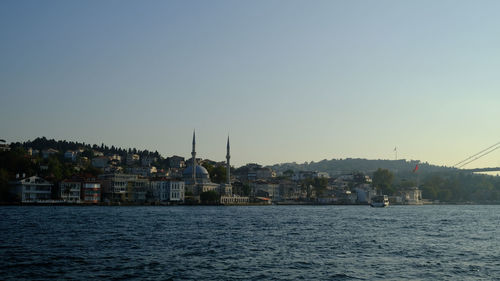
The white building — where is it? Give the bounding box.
[400,187,423,205]
[150,180,185,202]
[10,176,53,202]
[354,184,377,204]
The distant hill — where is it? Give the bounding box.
[268,158,456,178]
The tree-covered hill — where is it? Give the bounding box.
[12,137,161,159]
[268,158,455,177]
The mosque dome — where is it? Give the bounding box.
[182,165,210,180]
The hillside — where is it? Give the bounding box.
[268,158,455,177]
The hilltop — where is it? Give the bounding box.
[268,158,455,177]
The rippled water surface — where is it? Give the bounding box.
[1,205,500,280]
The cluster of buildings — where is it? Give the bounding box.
[232,168,422,205]
[6,133,423,205]
[8,132,250,205]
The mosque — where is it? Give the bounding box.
[183,131,249,204]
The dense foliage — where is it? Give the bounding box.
[421,173,500,203]
[201,162,227,184]
[16,137,162,160]
[372,168,395,195]
[269,158,453,177]
[200,190,219,204]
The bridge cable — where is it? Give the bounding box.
[457,144,500,168]
[453,141,500,168]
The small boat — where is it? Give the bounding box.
[370,195,389,207]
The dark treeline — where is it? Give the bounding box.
[12,137,162,159]
[420,172,500,203]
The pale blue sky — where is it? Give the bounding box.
[1,0,499,167]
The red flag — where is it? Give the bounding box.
[413,164,419,173]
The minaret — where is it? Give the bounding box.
[225,136,232,196]
[226,136,230,185]
[192,130,197,184]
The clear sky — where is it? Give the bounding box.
[1,0,499,168]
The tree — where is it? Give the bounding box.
[283,169,294,178]
[202,163,227,184]
[200,190,219,204]
[0,168,10,202]
[82,164,102,177]
[300,177,327,200]
[353,172,367,184]
[372,168,394,195]
[47,156,63,181]
[241,184,251,196]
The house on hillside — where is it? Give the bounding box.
[41,148,59,159]
[64,150,77,162]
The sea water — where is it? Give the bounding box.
[1,205,499,280]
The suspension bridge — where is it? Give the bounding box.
[453,141,500,172]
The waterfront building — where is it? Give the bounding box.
[60,180,81,203]
[354,184,377,204]
[150,179,185,202]
[400,187,423,205]
[99,173,147,203]
[279,179,302,201]
[9,176,53,202]
[82,181,101,203]
[250,180,280,202]
[133,178,148,203]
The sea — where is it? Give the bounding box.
[1,205,499,280]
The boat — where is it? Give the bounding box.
[370,195,389,207]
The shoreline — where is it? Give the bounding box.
[1,201,499,206]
